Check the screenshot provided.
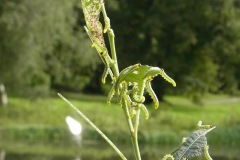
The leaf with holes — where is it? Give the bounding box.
[173,127,215,160]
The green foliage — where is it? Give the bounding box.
[112,0,240,101]
[1,0,239,98]
[0,0,237,159]
[0,126,70,144]
[0,0,100,95]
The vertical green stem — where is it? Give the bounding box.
[132,108,141,160]
[131,84,145,160]
[122,99,134,133]
[108,30,119,76]
[122,96,141,160]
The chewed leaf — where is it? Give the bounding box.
[81,0,106,49]
[173,127,215,160]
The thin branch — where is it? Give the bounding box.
[58,93,127,160]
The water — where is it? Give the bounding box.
[1,143,239,160]
[0,127,238,160]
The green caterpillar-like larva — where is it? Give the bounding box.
[132,85,145,103]
[117,82,128,106]
[162,154,174,160]
[161,70,176,87]
[138,104,149,119]
[107,64,176,119]
[101,52,114,83]
[143,67,176,87]
[107,84,115,104]
[146,78,159,109]
[197,121,213,129]
[204,145,213,160]
[114,64,141,94]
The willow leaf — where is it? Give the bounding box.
[173,127,215,160]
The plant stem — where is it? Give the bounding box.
[58,93,127,160]
[132,108,141,160]
[122,97,141,160]
[108,29,119,76]
[103,4,142,160]
[130,84,146,160]
[122,99,134,133]
[101,5,119,77]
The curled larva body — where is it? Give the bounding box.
[138,104,149,119]
[107,85,115,104]
[146,80,159,109]
[114,64,141,94]
[162,154,174,160]
[204,145,213,160]
[197,121,213,129]
[161,70,176,87]
[142,66,176,87]
[132,85,145,103]
[117,82,128,106]
[101,52,114,83]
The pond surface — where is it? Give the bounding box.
[0,126,239,160]
[1,142,239,160]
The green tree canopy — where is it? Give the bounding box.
[111,0,240,101]
[1,0,239,99]
[0,0,100,95]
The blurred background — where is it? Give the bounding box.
[0,0,239,159]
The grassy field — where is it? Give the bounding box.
[0,93,239,159]
[0,93,240,138]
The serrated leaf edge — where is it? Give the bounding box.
[177,127,215,160]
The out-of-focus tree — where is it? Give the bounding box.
[110,0,240,101]
[1,0,239,98]
[0,0,100,96]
